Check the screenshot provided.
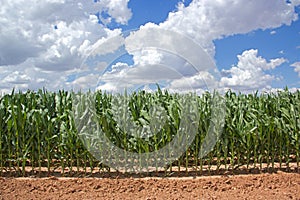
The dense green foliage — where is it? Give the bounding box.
[0,88,299,176]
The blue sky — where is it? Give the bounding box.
[0,0,300,93]
[124,0,193,30]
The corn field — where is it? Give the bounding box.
[0,88,299,176]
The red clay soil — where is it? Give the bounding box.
[0,172,299,200]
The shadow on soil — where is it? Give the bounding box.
[1,165,299,179]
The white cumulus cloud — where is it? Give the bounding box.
[291,62,300,76]
[107,0,299,93]
[220,49,286,91]
[158,0,300,56]
[0,0,132,92]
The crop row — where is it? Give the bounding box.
[0,88,299,176]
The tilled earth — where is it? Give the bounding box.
[0,172,299,200]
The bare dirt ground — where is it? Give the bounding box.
[1,171,299,200]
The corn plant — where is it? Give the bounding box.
[0,88,299,176]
